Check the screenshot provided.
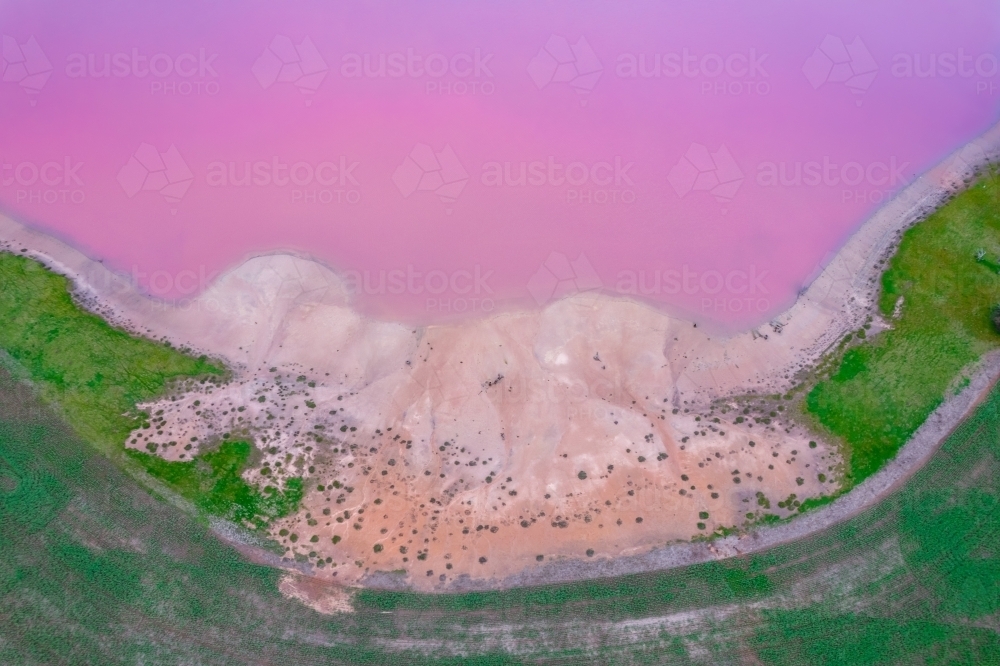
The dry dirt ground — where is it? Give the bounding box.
[2,120,999,593]
[117,288,832,589]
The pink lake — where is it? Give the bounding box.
[0,0,998,329]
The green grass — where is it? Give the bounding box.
[127,442,303,529]
[0,252,222,451]
[806,170,1000,483]
[0,252,300,529]
[8,365,1000,663]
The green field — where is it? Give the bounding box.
[4,362,1000,663]
[807,170,1000,484]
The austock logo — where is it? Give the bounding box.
[615,265,771,314]
[343,265,496,315]
[252,35,328,97]
[527,35,603,98]
[393,143,469,205]
[117,143,194,208]
[890,49,1000,96]
[802,35,878,104]
[615,49,769,79]
[527,252,602,305]
[2,35,53,102]
[668,143,743,203]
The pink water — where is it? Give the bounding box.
[1,0,998,328]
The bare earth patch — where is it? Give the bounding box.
[112,285,831,590]
[278,573,355,614]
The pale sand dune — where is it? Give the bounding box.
[2,121,999,592]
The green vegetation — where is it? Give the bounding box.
[0,252,222,452]
[7,368,1000,662]
[127,441,302,529]
[807,170,1000,483]
[0,253,300,529]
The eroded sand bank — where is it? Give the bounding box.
[2,121,999,592]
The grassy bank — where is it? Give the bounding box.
[127,443,303,529]
[806,170,1000,484]
[0,252,301,529]
[0,252,221,451]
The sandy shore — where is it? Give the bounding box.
[450,349,1000,591]
[2,120,999,593]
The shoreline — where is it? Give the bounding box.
[3,122,1000,397]
[1,122,1000,593]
